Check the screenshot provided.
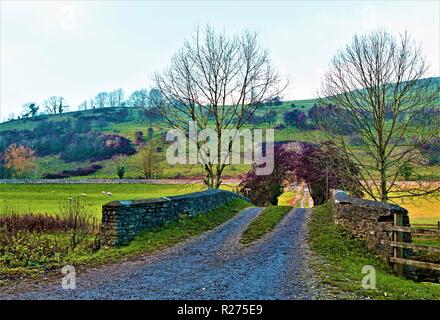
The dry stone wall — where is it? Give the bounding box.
[101,189,250,246]
[332,190,411,260]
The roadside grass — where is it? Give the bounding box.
[240,206,291,245]
[308,202,440,300]
[0,199,252,285]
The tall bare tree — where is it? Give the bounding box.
[138,141,162,179]
[78,100,88,111]
[128,89,149,108]
[317,30,440,202]
[95,92,108,108]
[152,26,286,188]
[43,96,67,114]
[108,89,124,108]
[108,90,118,108]
[43,96,60,114]
[115,88,124,107]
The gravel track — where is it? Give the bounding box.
[0,207,326,300]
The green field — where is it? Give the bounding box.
[0,184,212,217]
[2,183,437,225]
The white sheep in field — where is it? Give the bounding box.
[81,193,87,197]
[101,191,106,195]
[106,192,112,196]
[52,191,55,195]
[68,197,73,201]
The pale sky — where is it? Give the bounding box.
[1,0,439,121]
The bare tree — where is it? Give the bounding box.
[95,92,108,108]
[128,89,148,108]
[108,91,118,108]
[317,30,440,202]
[138,141,162,179]
[78,100,88,111]
[7,112,15,121]
[43,96,67,114]
[152,26,286,188]
[43,96,60,114]
[115,88,124,107]
[108,89,124,108]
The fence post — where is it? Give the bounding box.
[393,211,404,277]
[438,221,440,241]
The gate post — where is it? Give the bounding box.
[393,211,404,277]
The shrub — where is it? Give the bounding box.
[282,109,302,126]
[42,173,70,179]
[0,213,70,234]
[0,198,100,269]
[58,197,99,247]
[43,164,103,179]
[308,104,357,134]
[0,161,13,179]
[60,134,136,162]
[134,131,145,145]
[116,165,125,179]
[0,198,98,235]
[398,163,413,180]
[0,229,65,268]
[420,139,440,165]
[62,164,103,177]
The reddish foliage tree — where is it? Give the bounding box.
[2,144,36,178]
[290,141,363,205]
[239,144,297,206]
[240,141,362,206]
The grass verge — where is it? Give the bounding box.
[308,202,440,300]
[0,199,252,286]
[240,205,291,245]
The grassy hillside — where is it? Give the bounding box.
[0,98,319,180]
[0,77,439,181]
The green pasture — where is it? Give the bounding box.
[0,184,214,217]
